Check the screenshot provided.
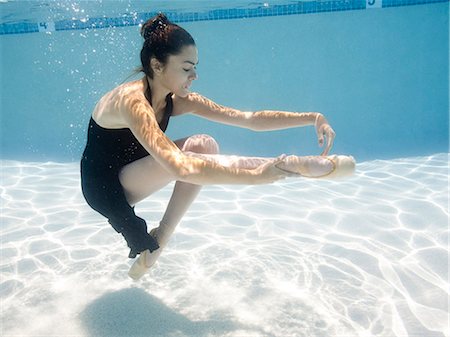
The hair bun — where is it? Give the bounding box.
[141,13,170,40]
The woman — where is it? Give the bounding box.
[80,13,354,279]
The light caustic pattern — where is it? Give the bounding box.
[1,154,448,337]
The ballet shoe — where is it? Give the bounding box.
[128,228,161,280]
[275,155,355,179]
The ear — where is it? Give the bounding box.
[150,58,164,75]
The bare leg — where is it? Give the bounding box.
[185,153,354,179]
[150,182,200,248]
[124,134,219,277]
[184,152,272,170]
[143,135,220,249]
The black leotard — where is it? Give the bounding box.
[80,85,173,258]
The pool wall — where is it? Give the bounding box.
[1,2,448,161]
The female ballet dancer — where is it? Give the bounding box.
[80,13,355,279]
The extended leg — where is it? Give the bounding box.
[184,153,355,179]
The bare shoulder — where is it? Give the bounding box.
[171,92,195,116]
[93,79,147,128]
[171,92,221,116]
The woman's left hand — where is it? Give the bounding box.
[315,113,335,156]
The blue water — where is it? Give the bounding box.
[0,2,449,337]
[0,1,448,161]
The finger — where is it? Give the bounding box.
[321,139,332,156]
[321,131,335,156]
[315,122,324,142]
[317,131,324,147]
[318,137,324,147]
[327,129,335,149]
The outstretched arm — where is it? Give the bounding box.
[175,93,335,155]
[116,92,286,185]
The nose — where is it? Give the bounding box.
[189,69,198,81]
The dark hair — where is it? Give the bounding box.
[140,13,195,78]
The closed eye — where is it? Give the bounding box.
[183,66,197,72]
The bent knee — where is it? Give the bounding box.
[182,134,219,154]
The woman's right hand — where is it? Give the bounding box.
[252,156,289,184]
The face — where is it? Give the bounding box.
[156,45,198,98]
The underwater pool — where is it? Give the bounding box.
[1,1,449,336]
